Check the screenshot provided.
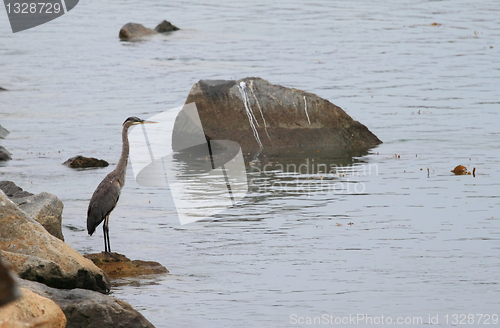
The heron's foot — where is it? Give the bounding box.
[102,251,121,261]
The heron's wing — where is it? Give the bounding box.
[86,173,122,235]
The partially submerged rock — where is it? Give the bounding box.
[63,155,109,169]
[0,125,9,139]
[0,146,11,161]
[84,252,168,279]
[0,87,6,91]
[0,287,67,328]
[20,279,156,328]
[0,191,110,293]
[119,23,157,40]
[119,20,179,40]
[181,77,382,155]
[154,20,179,33]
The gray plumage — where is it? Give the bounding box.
[86,116,156,253]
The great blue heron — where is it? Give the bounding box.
[87,117,156,253]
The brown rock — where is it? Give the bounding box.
[119,23,157,41]
[0,191,110,293]
[181,77,382,155]
[63,155,109,169]
[0,288,66,328]
[20,279,155,328]
[84,252,168,279]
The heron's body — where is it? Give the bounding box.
[86,117,155,253]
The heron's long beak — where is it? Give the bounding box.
[134,120,157,125]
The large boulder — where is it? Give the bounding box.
[0,146,11,161]
[20,279,156,328]
[0,182,64,240]
[0,287,66,328]
[17,192,65,241]
[0,191,110,293]
[63,155,109,169]
[0,125,9,139]
[182,77,381,155]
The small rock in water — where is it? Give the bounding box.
[63,155,109,168]
[0,146,12,161]
[155,20,180,33]
[119,23,158,41]
[0,87,7,91]
[84,252,168,279]
[451,165,468,175]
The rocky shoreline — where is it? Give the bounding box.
[0,182,166,328]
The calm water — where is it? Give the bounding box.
[1,0,499,327]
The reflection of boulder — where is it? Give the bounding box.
[0,287,67,328]
[20,279,156,328]
[182,77,382,155]
[0,146,11,161]
[119,20,179,41]
[0,191,110,294]
[63,155,109,169]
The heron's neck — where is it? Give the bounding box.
[115,124,130,185]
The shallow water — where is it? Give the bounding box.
[1,0,499,327]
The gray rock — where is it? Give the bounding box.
[0,87,6,91]
[0,191,110,293]
[16,192,65,241]
[0,124,9,139]
[181,77,382,155]
[63,155,109,169]
[154,20,179,33]
[0,146,11,161]
[0,181,34,200]
[20,279,156,328]
[0,255,22,307]
[119,23,157,41]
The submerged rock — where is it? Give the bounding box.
[119,23,158,40]
[0,191,110,293]
[182,77,382,155]
[154,20,179,33]
[0,125,9,139]
[84,252,168,279]
[63,155,109,169]
[20,279,156,328]
[0,146,11,161]
[0,287,67,328]
[0,87,6,91]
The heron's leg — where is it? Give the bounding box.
[104,214,111,253]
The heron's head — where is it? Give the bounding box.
[123,116,157,127]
